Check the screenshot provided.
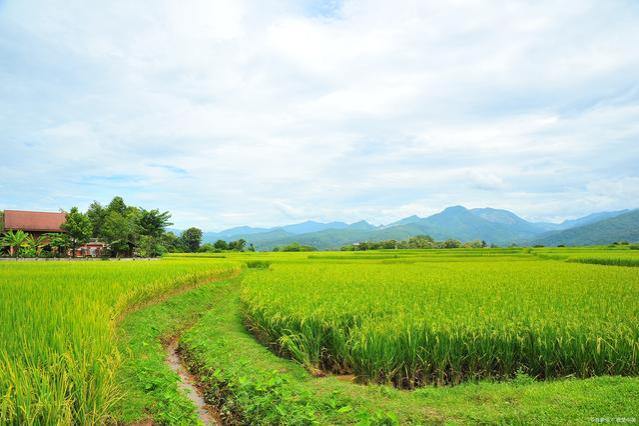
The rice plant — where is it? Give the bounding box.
[0,259,239,424]
[241,257,639,388]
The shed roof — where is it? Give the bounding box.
[3,210,66,232]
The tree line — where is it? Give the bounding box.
[340,235,490,251]
[1,196,215,258]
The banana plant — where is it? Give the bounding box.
[2,230,29,257]
[26,234,47,257]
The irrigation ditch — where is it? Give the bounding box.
[166,338,220,425]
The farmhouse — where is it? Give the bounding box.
[1,210,107,257]
[2,210,66,238]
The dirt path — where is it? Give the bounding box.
[166,338,221,425]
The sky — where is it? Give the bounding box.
[1,0,639,230]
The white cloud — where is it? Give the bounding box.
[1,0,638,229]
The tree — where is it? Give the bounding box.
[181,227,202,253]
[102,211,135,257]
[443,239,462,248]
[86,201,107,237]
[161,231,183,253]
[138,209,173,238]
[46,233,71,257]
[2,230,29,257]
[137,235,167,257]
[61,207,92,257]
[107,196,127,216]
[228,239,247,251]
[213,239,229,250]
[407,235,434,249]
[279,242,316,252]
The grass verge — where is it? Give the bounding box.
[178,272,639,425]
[114,272,239,424]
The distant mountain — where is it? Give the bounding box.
[201,220,371,244]
[241,206,545,250]
[529,209,639,246]
[405,206,543,244]
[384,215,421,227]
[556,210,629,230]
[194,206,636,250]
[347,220,376,231]
[470,207,548,232]
[213,226,271,238]
[279,220,349,235]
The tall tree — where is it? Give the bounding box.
[213,239,229,250]
[86,201,107,238]
[161,231,183,253]
[61,207,92,257]
[228,239,247,251]
[138,209,173,238]
[181,227,202,253]
[101,211,135,257]
[107,196,127,216]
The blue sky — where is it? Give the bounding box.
[1,0,639,230]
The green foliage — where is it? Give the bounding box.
[84,197,176,257]
[25,234,47,257]
[46,232,71,257]
[86,201,108,237]
[278,242,317,252]
[341,235,470,251]
[228,238,247,251]
[138,209,173,238]
[214,239,229,250]
[246,260,271,269]
[116,270,239,424]
[1,229,29,257]
[61,207,92,255]
[107,196,127,216]
[181,227,203,253]
[161,231,184,253]
[102,210,136,257]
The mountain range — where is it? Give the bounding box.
[193,206,637,250]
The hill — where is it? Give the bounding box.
[530,209,639,246]
[195,206,636,250]
[243,206,551,250]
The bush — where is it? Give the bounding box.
[246,260,271,269]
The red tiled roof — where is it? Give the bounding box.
[3,210,67,232]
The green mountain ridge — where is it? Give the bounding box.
[529,209,639,246]
[198,206,634,250]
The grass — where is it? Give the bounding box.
[2,248,638,424]
[115,275,240,424]
[240,256,639,387]
[0,259,239,424]
[177,273,639,424]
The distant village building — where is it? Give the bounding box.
[1,210,107,257]
[74,239,108,258]
[3,210,66,238]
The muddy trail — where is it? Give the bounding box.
[166,338,221,425]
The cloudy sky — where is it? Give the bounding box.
[1,0,638,230]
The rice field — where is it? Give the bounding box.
[0,259,239,424]
[240,251,639,388]
[2,248,638,424]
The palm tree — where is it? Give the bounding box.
[26,234,47,257]
[2,230,29,257]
